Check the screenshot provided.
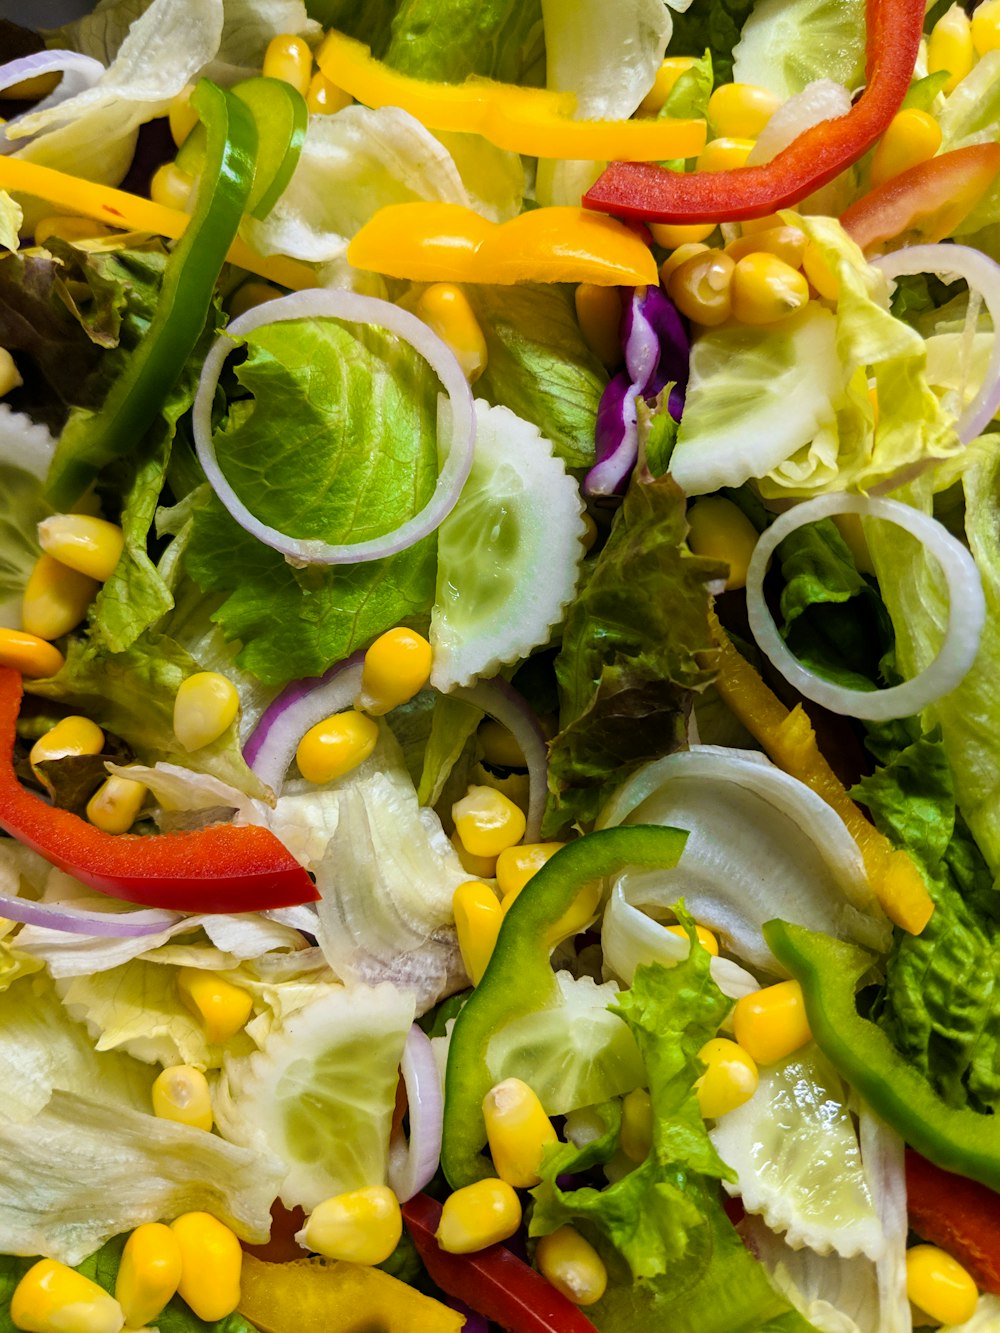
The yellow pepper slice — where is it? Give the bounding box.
[705,611,934,934]
[0,156,315,291]
[316,30,707,161]
[348,201,658,285]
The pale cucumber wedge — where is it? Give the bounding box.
[733,0,866,100]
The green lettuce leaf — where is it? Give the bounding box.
[668,0,754,84]
[382,0,545,85]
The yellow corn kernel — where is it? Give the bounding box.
[733,980,812,1065]
[452,784,526,859]
[34,216,114,249]
[648,221,716,250]
[906,1245,979,1326]
[151,1064,214,1132]
[30,717,105,788]
[177,968,253,1044]
[450,831,498,879]
[665,922,720,956]
[306,70,352,114]
[659,240,710,286]
[802,241,840,301]
[296,709,379,784]
[22,554,98,641]
[478,718,527,769]
[173,671,240,752]
[638,57,698,115]
[574,283,623,371]
[535,1226,608,1307]
[495,842,565,898]
[709,82,781,140]
[870,108,942,188]
[740,212,785,235]
[620,1087,653,1163]
[11,1260,124,1333]
[150,162,194,212]
[535,878,602,948]
[263,34,314,98]
[436,1179,522,1254]
[115,1224,183,1329]
[667,248,735,326]
[731,251,810,325]
[453,880,503,985]
[170,1212,242,1322]
[0,627,65,678]
[228,280,282,320]
[928,4,974,93]
[414,284,488,383]
[686,496,759,591]
[973,0,1000,54]
[86,773,148,835]
[0,346,22,397]
[483,1077,558,1187]
[168,85,199,147]
[37,514,125,583]
[696,1037,759,1118]
[696,136,755,173]
[725,224,806,268]
[358,626,433,715]
[298,1186,402,1266]
[581,511,598,551]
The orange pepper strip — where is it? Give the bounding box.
[705,611,934,934]
[0,156,316,291]
[347,201,658,286]
[316,29,707,162]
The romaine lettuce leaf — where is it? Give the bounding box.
[382,0,545,85]
[668,0,755,84]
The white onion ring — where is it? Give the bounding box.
[193,291,476,566]
[0,52,105,151]
[388,1023,443,1201]
[745,493,985,720]
[873,243,1000,443]
[451,677,548,842]
[0,890,180,937]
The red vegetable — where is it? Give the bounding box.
[906,1148,1000,1295]
[0,666,318,912]
[582,0,924,224]
[402,1193,598,1333]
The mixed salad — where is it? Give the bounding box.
[1,0,1000,1329]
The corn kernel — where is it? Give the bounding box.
[620,1087,653,1163]
[479,718,528,769]
[37,514,124,583]
[30,716,104,788]
[414,284,488,383]
[436,1179,522,1254]
[298,1186,402,1266]
[535,878,602,948]
[150,162,194,212]
[697,136,755,173]
[0,627,64,678]
[453,879,502,984]
[22,554,98,641]
[802,242,840,300]
[86,773,147,835]
[973,0,1000,54]
[928,5,974,94]
[483,1077,558,1187]
[648,221,716,250]
[638,57,698,115]
[732,980,812,1065]
[725,224,806,268]
[870,108,942,188]
[740,212,786,235]
[709,82,781,140]
[0,346,21,397]
[495,842,565,898]
[227,281,282,320]
[11,1260,124,1333]
[696,1037,759,1118]
[358,626,433,715]
[450,831,498,879]
[665,922,720,955]
[306,70,352,114]
[172,671,239,753]
[667,249,735,327]
[177,968,253,1044]
[730,251,810,325]
[687,497,759,591]
[906,1245,979,1326]
[168,86,199,147]
[659,240,710,286]
[115,1224,183,1329]
[452,785,526,859]
[574,283,623,371]
[151,1064,214,1132]
[170,1213,241,1322]
[535,1226,608,1306]
[295,709,379,783]
[263,34,314,98]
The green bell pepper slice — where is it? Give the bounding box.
[764,918,1000,1192]
[442,825,689,1189]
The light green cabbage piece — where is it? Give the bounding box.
[938,50,1000,235]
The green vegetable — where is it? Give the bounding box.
[660,50,714,123]
[383,0,545,86]
[731,0,866,99]
[668,0,756,86]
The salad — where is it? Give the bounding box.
[0,0,1000,1328]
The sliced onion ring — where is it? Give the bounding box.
[451,677,548,843]
[193,290,476,566]
[0,890,180,937]
[745,493,985,721]
[388,1023,443,1202]
[873,243,1000,444]
[0,52,105,146]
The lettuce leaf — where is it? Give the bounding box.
[668,0,755,84]
[382,0,545,85]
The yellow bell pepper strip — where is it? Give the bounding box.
[237,1252,463,1333]
[315,29,707,162]
[705,611,934,934]
[347,202,658,286]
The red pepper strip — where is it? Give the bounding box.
[0,667,318,912]
[905,1148,1000,1295]
[402,1194,598,1333]
[582,0,924,224]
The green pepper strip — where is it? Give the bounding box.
[442,825,689,1189]
[764,919,1000,1193]
[46,79,258,508]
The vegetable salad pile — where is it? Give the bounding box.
[1,0,1000,1329]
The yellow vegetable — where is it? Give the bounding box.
[732,982,812,1065]
[696,1037,759,1116]
[535,1227,608,1306]
[171,1212,242,1322]
[11,1261,123,1333]
[295,709,379,783]
[115,1224,183,1329]
[298,1187,402,1266]
[435,1179,522,1254]
[358,627,434,714]
[173,671,240,752]
[482,1077,558,1187]
[453,880,503,985]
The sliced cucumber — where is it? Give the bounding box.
[732,0,866,100]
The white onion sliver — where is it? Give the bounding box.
[874,243,1000,443]
[451,678,548,843]
[0,52,105,145]
[0,891,180,937]
[388,1023,443,1202]
[193,291,476,565]
[245,660,364,795]
[746,493,986,721]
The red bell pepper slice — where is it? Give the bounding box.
[905,1148,1000,1295]
[402,1193,598,1333]
[582,0,924,224]
[0,666,318,912]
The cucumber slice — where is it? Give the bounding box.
[732,0,866,100]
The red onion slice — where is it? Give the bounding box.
[873,243,1000,443]
[388,1023,443,1202]
[0,52,105,148]
[193,290,476,566]
[451,677,548,843]
[0,889,180,937]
